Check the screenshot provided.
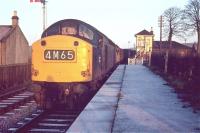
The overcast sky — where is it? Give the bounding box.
[0,0,196,48]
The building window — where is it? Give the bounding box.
[138,39,144,47]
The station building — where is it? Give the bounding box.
[0,11,29,65]
[134,28,154,64]
[135,28,154,54]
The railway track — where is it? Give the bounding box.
[8,109,81,133]
[0,87,28,100]
[0,87,38,132]
[0,90,34,115]
[3,67,115,132]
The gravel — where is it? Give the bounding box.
[0,101,37,132]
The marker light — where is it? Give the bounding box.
[74,41,79,46]
[41,40,46,46]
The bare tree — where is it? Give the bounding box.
[163,7,183,73]
[183,0,200,56]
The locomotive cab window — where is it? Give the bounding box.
[48,25,60,36]
[79,24,94,40]
[42,25,60,37]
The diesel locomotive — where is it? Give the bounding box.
[31,19,124,109]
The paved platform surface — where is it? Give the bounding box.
[68,65,200,133]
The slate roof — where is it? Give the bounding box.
[0,25,13,41]
[184,43,197,50]
[135,29,153,36]
[153,41,192,49]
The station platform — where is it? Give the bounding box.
[67,65,200,133]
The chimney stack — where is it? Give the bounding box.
[12,10,19,27]
[150,27,153,34]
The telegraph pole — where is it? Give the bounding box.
[158,15,163,51]
[158,15,168,73]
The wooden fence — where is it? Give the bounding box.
[0,63,31,90]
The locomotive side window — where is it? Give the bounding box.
[61,22,77,35]
[79,24,94,40]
